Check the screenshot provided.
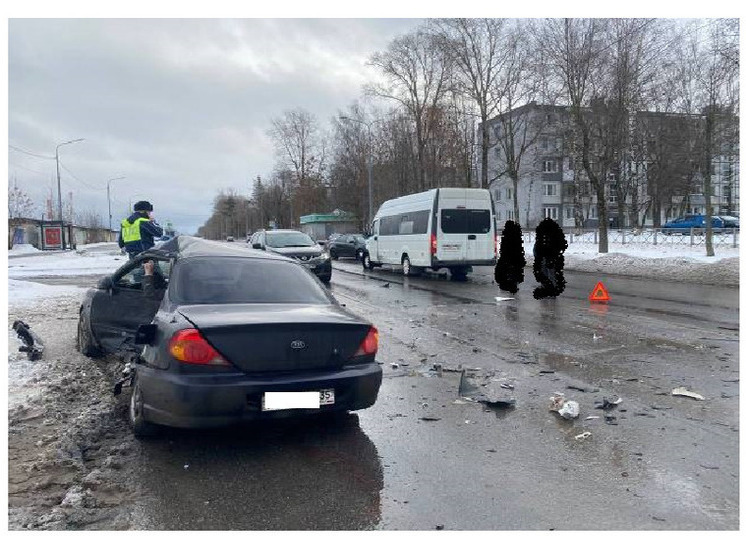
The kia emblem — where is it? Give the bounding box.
[290,340,306,350]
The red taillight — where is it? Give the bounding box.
[354,326,379,357]
[168,328,230,366]
[430,233,437,255]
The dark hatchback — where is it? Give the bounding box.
[327,233,367,260]
[251,229,332,283]
[76,236,382,437]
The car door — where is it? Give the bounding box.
[340,235,355,257]
[89,256,171,353]
[367,220,381,262]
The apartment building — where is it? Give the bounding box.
[481,103,739,229]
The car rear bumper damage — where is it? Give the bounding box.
[136,362,382,428]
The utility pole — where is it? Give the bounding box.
[55,138,84,249]
[107,176,126,235]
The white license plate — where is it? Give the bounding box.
[262,389,334,411]
[319,389,335,406]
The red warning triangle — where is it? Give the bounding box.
[589,281,611,302]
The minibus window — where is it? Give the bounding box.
[441,209,491,234]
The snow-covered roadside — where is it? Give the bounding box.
[7,288,137,530]
[8,245,126,278]
[520,242,740,286]
[6,243,141,529]
[9,279,87,306]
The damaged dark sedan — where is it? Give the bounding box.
[76,236,382,437]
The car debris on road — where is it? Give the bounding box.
[671,387,706,400]
[458,371,517,408]
[549,394,579,419]
[12,320,44,361]
[594,396,623,409]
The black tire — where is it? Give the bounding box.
[76,309,102,357]
[362,252,373,270]
[450,267,468,281]
[330,249,339,260]
[401,256,413,277]
[319,273,332,284]
[129,375,158,439]
[356,248,365,261]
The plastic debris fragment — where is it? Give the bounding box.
[594,396,622,409]
[671,387,705,400]
[575,431,592,440]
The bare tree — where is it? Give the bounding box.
[367,29,450,190]
[431,18,509,189]
[8,180,36,219]
[268,108,327,227]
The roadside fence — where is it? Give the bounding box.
[520,228,738,248]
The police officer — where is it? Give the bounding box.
[118,200,164,259]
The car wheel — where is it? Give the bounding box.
[363,252,372,270]
[76,309,102,357]
[450,267,468,281]
[330,249,339,260]
[402,256,412,276]
[129,375,158,439]
[320,274,332,284]
[356,248,365,261]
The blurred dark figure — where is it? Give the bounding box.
[532,217,568,299]
[494,220,526,293]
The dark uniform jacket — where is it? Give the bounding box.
[118,212,164,257]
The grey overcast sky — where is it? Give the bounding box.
[8,18,421,234]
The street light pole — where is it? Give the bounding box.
[107,177,126,237]
[55,138,84,249]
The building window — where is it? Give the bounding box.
[555,138,562,151]
[567,158,574,171]
[544,207,558,220]
[507,210,514,221]
[566,207,573,219]
[506,189,512,200]
[494,189,501,201]
[590,206,598,219]
[543,183,558,196]
[497,210,502,221]
[543,160,557,173]
[541,137,549,150]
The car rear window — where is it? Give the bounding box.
[441,209,492,234]
[171,257,332,305]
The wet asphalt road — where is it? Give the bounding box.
[17,248,740,529]
[128,258,738,530]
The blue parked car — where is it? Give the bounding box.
[662,214,724,234]
[717,215,739,228]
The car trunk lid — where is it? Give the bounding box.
[177,304,370,373]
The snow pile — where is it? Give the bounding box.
[565,243,739,263]
[8,250,125,278]
[9,243,41,254]
[565,253,739,286]
[8,279,87,306]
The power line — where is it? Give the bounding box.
[9,161,53,176]
[59,162,106,191]
[9,145,56,160]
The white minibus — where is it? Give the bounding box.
[362,188,497,280]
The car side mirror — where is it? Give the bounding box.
[97,277,114,291]
[135,324,157,345]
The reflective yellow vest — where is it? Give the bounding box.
[121,217,150,243]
